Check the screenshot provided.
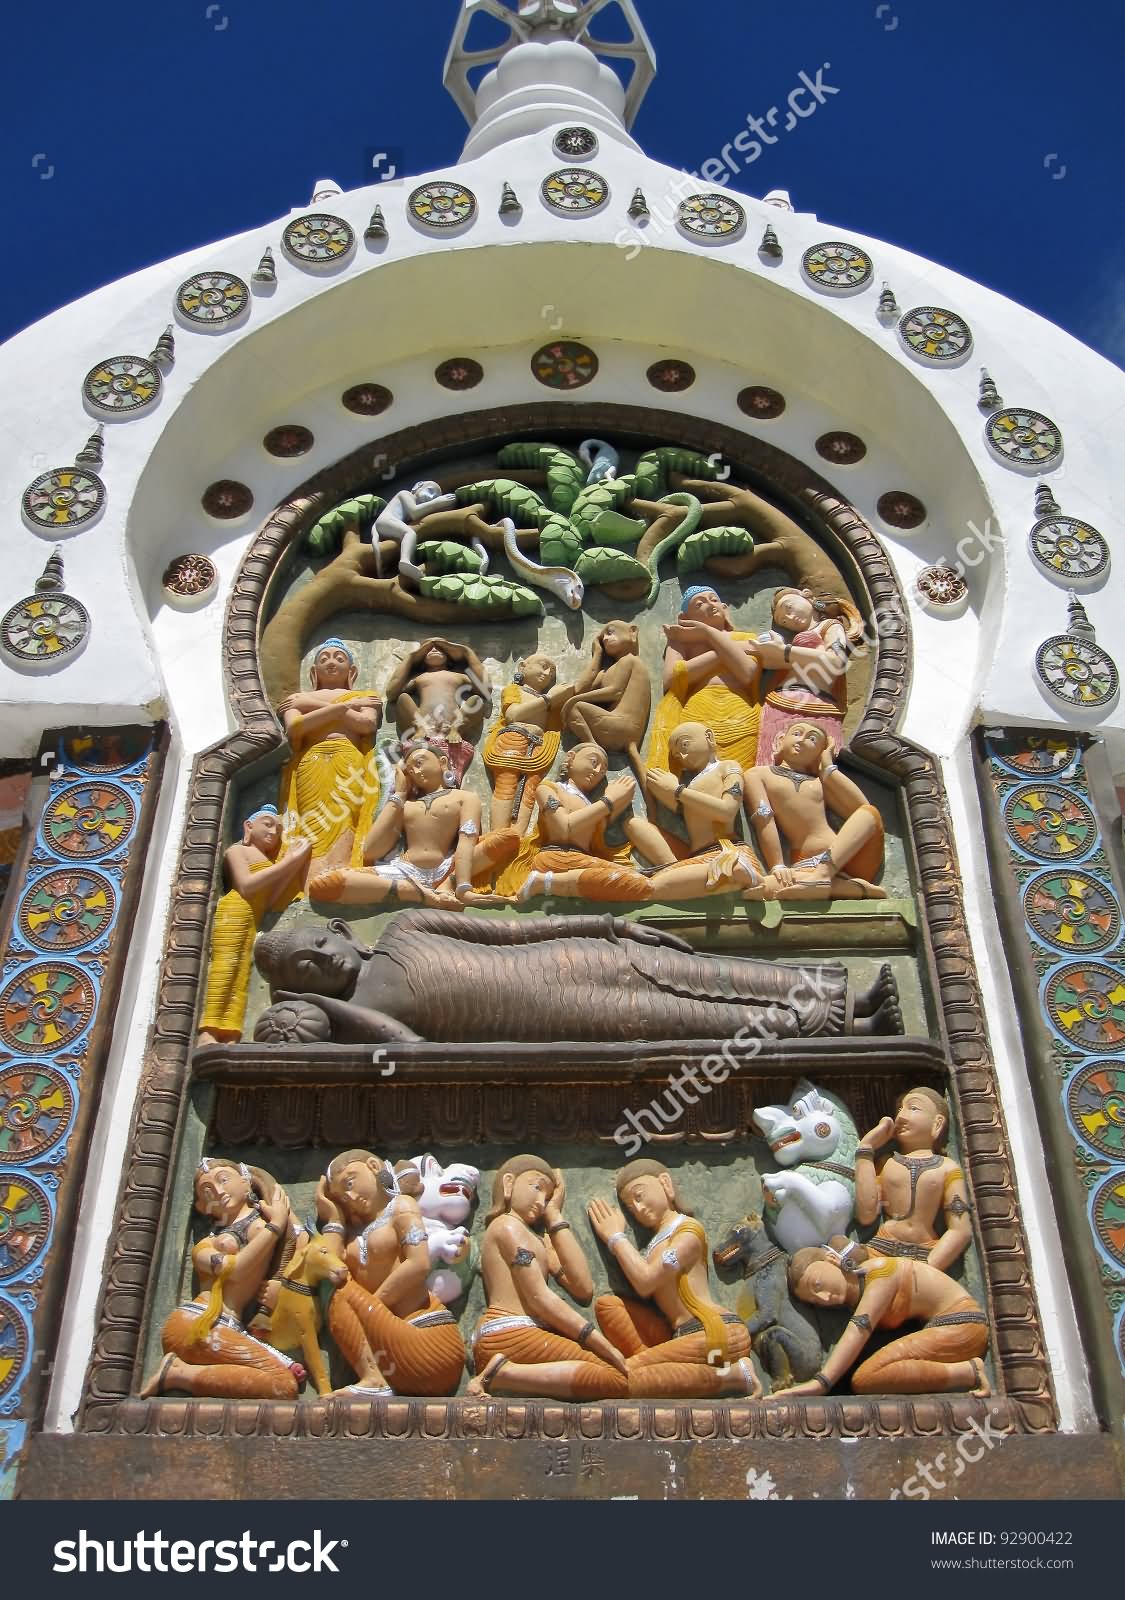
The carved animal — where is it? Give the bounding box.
[260,1234,349,1397]
[752,1080,858,1251]
[376,481,459,583]
[397,1154,480,1305]
[712,1213,822,1389]
[252,912,904,1045]
[501,516,584,610]
[562,619,651,781]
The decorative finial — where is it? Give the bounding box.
[74,425,104,470]
[36,547,66,593]
[978,367,1003,412]
[311,178,343,204]
[758,223,782,260]
[628,186,650,221]
[1066,590,1096,639]
[252,246,276,285]
[763,189,793,210]
[877,282,899,323]
[364,205,388,242]
[1035,483,1061,517]
[150,325,176,369]
[499,182,523,216]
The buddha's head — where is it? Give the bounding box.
[893,1087,950,1153]
[680,586,729,629]
[243,804,284,856]
[255,918,364,999]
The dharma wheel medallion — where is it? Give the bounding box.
[802,241,873,293]
[1067,1062,1125,1160]
[21,467,105,537]
[18,868,116,953]
[989,736,1076,778]
[1024,870,1121,954]
[0,964,97,1055]
[281,213,355,265]
[898,305,973,363]
[1029,515,1109,586]
[1003,783,1096,863]
[553,126,598,159]
[409,182,478,229]
[82,354,161,418]
[0,1173,51,1282]
[1092,1173,1125,1268]
[0,1064,74,1163]
[0,1300,29,1401]
[1045,962,1125,1053]
[677,193,746,242]
[541,167,610,214]
[1,571,89,669]
[175,271,250,328]
[42,782,136,860]
[1036,633,1118,710]
[985,408,1063,469]
[531,341,599,389]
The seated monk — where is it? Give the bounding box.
[782,1241,989,1396]
[588,1160,761,1399]
[482,654,577,833]
[855,1087,972,1270]
[278,639,382,882]
[647,586,763,772]
[198,805,311,1044]
[509,742,672,904]
[140,1160,307,1400]
[309,743,518,908]
[643,722,763,901]
[562,621,652,785]
[466,1156,629,1400]
[317,1150,466,1396]
[742,721,886,901]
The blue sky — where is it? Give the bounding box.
[2,0,1122,365]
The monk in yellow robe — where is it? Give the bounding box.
[198,805,310,1044]
[278,638,382,880]
[647,586,763,773]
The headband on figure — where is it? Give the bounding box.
[680,585,720,611]
[245,803,279,825]
[315,637,355,664]
[197,1158,252,1181]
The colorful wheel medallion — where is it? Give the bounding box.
[21,468,105,536]
[531,341,599,390]
[898,306,973,363]
[1067,1062,1125,1161]
[989,736,1077,778]
[82,355,161,417]
[1024,871,1121,953]
[42,782,136,860]
[1036,634,1118,710]
[554,126,598,159]
[1,592,89,668]
[1003,784,1096,862]
[0,964,97,1055]
[409,182,477,230]
[541,168,609,214]
[61,729,150,774]
[1029,516,1109,586]
[1092,1173,1125,1269]
[281,213,354,265]
[802,241,873,293]
[1045,962,1125,1052]
[18,869,115,952]
[175,271,250,328]
[985,408,1063,469]
[0,1174,51,1282]
[0,1299,29,1401]
[0,1065,74,1163]
[677,193,746,242]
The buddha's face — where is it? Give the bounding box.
[332,1159,384,1225]
[777,721,829,773]
[600,621,636,659]
[894,1091,945,1153]
[520,654,556,693]
[404,747,445,794]
[245,812,283,855]
[313,647,355,689]
[566,745,608,792]
[668,722,713,775]
[284,927,362,996]
[621,1173,673,1230]
[773,590,815,633]
[794,1260,848,1309]
[683,590,726,627]
[194,1163,252,1228]
[508,1168,555,1226]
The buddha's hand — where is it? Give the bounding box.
[587,1329,628,1377]
[315,1177,344,1229]
[587,1197,627,1245]
[861,1115,895,1151]
[614,921,694,954]
[261,1187,291,1236]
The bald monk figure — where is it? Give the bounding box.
[252,911,903,1045]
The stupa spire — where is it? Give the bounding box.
[445,0,656,157]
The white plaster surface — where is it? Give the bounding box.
[3,24,1119,1435]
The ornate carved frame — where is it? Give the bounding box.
[77,403,1056,1444]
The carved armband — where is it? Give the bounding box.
[849,1313,872,1333]
[544,795,562,812]
[402,1225,428,1247]
[321,1222,346,1236]
[511,1247,536,1269]
[459,819,480,837]
[946,1195,972,1218]
[754,798,773,821]
[661,1247,680,1269]
[606,1231,627,1252]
